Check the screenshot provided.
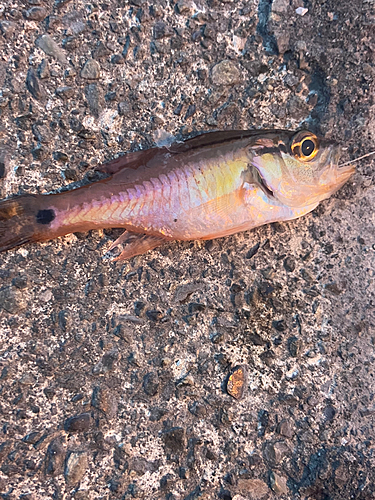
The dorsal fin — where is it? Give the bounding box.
[95,148,161,175]
[95,129,288,176]
[168,129,285,153]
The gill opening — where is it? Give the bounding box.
[251,165,274,198]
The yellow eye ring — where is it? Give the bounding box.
[291,132,319,161]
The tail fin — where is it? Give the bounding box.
[0,195,46,252]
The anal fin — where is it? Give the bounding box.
[104,231,168,261]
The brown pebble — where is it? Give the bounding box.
[45,437,65,476]
[211,60,241,86]
[237,478,269,499]
[227,365,247,400]
[64,451,88,485]
[25,6,46,20]
[276,419,294,438]
[91,386,118,417]
[270,471,288,495]
[64,413,91,433]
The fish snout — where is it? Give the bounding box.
[328,146,356,189]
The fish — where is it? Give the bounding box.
[0,129,355,260]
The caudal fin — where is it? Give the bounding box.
[0,195,46,252]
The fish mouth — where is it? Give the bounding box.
[315,146,355,198]
[331,146,356,182]
[337,162,356,178]
[251,165,275,198]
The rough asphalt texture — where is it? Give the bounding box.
[0,0,374,499]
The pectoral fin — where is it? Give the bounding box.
[104,231,168,261]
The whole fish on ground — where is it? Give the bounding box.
[0,129,355,260]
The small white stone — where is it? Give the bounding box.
[232,35,246,53]
[296,7,308,15]
[40,289,53,302]
[285,366,299,380]
[99,109,119,130]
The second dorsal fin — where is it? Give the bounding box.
[96,147,162,175]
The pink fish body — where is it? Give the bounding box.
[0,129,355,260]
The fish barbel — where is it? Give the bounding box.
[0,129,355,260]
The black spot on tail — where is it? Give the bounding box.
[36,209,55,225]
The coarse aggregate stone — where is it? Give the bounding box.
[0,0,374,499]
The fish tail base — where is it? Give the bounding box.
[0,195,47,253]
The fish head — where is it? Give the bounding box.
[249,130,355,208]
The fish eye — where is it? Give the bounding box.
[291,132,319,161]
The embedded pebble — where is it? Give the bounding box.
[174,282,203,303]
[296,7,308,16]
[93,41,111,60]
[283,256,295,272]
[153,21,174,39]
[91,386,117,417]
[20,373,35,385]
[12,275,28,289]
[53,151,68,162]
[276,419,294,438]
[39,289,53,301]
[226,365,247,400]
[25,6,46,20]
[237,478,269,499]
[36,34,67,64]
[288,336,301,357]
[271,0,289,14]
[45,438,65,476]
[37,59,49,79]
[161,427,185,452]
[0,161,5,179]
[55,86,74,98]
[270,471,288,495]
[287,95,310,120]
[211,60,241,86]
[62,11,86,35]
[64,451,88,485]
[176,0,193,15]
[64,413,91,432]
[153,129,175,147]
[188,401,207,417]
[0,287,22,314]
[0,21,16,37]
[85,83,101,117]
[143,372,160,396]
[81,58,100,79]
[273,27,290,54]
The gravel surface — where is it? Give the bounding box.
[0,0,374,499]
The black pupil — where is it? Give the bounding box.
[302,139,315,157]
